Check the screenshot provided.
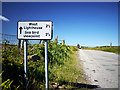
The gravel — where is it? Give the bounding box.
[78,49,119,88]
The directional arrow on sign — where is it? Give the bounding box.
[19,27,23,34]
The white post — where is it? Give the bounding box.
[24,40,28,87]
[45,40,49,89]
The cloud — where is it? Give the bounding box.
[0,15,9,21]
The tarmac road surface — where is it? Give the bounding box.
[79,49,119,88]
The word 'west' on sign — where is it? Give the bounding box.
[17,21,53,40]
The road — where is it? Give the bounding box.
[78,49,119,88]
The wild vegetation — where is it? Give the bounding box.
[1,40,86,89]
[82,46,120,54]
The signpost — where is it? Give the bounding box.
[17,21,53,89]
[24,40,28,87]
[18,21,53,40]
[45,40,49,89]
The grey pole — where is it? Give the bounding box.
[45,40,49,89]
[24,40,28,87]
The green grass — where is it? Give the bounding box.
[82,46,120,54]
[70,46,79,51]
[2,41,86,89]
[49,51,86,88]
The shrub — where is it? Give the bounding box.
[71,46,79,51]
[2,40,72,88]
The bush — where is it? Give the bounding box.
[2,40,72,88]
[71,46,79,51]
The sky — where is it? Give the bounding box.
[2,2,118,46]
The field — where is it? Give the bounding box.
[1,40,87,89]
[82,46,120,54]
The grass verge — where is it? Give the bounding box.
[82,46,120,54]
[49,50,87,88]
[2,41,87,89]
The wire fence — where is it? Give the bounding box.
[1,33,18,45]
[0,33,64,46]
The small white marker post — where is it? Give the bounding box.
[24,40,28,87]
[45,40,49,89]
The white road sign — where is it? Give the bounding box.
[17,21,53,40]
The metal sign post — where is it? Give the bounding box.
[24,40,28,87]
[17,21,53,89]
[45,40,49,89]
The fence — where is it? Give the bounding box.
[0,33,65,46]
[0,33,18,45]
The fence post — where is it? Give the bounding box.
[63,39,65,45]
[55,35,58,43]
[18,39,21,48]
[21,40,24,49]
[39,40,42,44]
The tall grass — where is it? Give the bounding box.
[2,40,85,89]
